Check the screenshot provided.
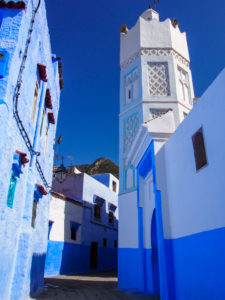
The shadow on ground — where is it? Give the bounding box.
[33,271,160,300]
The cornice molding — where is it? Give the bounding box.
[120,47,190,70]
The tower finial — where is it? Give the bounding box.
[154,0,160,11]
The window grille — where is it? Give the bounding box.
[125,68,139,105]
[150,108,169,119]
[148,62,170,96]
[178,66,191,105]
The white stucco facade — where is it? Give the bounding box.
[156,68,225,239]
[45,172,119,275]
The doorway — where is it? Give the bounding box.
[151,209,160,294]
[90,242,98,269]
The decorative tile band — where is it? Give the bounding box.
[120,48,190,69]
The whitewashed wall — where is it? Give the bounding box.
[119,191,139,248]
[49,195,82,244]
[156,68,225,239]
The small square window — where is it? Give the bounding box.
[103,238,107,247]
[192,127,207,171]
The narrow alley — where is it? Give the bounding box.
[31,271,160,300]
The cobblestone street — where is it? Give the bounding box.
[32,271,160,300]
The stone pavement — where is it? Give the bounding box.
[32,271,160,300]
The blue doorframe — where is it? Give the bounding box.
[137,140,169,299]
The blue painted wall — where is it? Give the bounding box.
[0,1,61,299]
[165,227,225,300]
[118,248,140,290]
[45,241,117,276]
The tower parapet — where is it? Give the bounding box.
[119,8,194,194]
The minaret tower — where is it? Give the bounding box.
[119,8,194,193]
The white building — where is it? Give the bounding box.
[45,172,119,275]
[118,7,225,300]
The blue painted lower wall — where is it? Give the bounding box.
[45,241,117,276]
[30,253,46,297]
[118,248,140,291]
[165,227,225,300]
[118,248,160,294]
[119,227,225,300]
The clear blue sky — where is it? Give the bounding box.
[45,0,225,167]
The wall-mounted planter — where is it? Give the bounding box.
[0,1,26,9]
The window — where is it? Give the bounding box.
[40,107,45,136]
[71,227,76,240]
[108,211,114,225]
[148,62,170,96]
[0,11,3,28]
[43,125,49,157]
[6,173,17,208]
[192,127,207,171]
[0,50,9,79]
[70,221,80,241]
[150,108,169,120]
[183,112,188,119]
[94,204,101,220]
[112,181,116,192]
[103,238,107,247]
[125,68,139,105]
[31,81,39,124]
[31,199,37,228]
[114,240,117,248]
[48,221,54,239]
[128,89,131,99]
[177,67,191,105]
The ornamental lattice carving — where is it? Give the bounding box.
[120,48,190,69]
[148,62,170,96]
[123,113,139,152]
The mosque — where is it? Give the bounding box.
[118,7,225,300]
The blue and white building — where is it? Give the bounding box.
[0,1,62,299]
[45,171,119,276]
[118,7,225,300]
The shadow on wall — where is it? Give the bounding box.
[45,198,118,276]
[30,253,46,297]
[59,198,89,274]
[60,200,118,274]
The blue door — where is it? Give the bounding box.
[151,208,160,294]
